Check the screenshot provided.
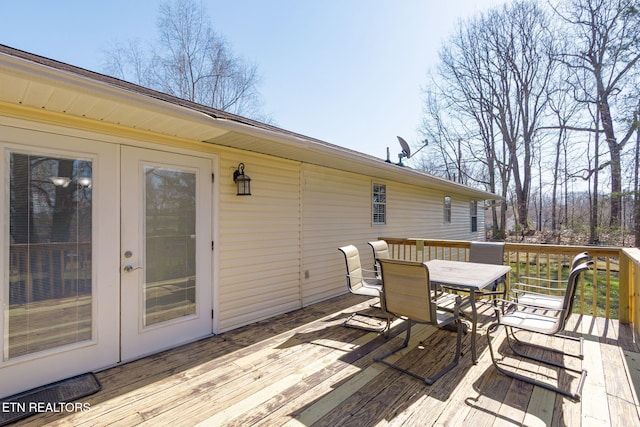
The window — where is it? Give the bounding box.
[372,183,386,224]
[444,196,452,223]
[470,200,478,232]
[144,166,196,326]
[8,152,93,359]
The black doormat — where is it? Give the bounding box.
[0,372,101,426]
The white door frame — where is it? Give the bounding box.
[120,146,214,361]
[0,127,120,397]
[0,120,219,398]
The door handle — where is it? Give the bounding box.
[123,265,143,273]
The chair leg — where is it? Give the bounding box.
[343,312,389,333]
[486,323,588,401]
[343,297,390,333]
[508,327,584,359]
[374,319,462,385]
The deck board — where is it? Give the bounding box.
[14,294,640,426]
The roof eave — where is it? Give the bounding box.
[0,44,501,201]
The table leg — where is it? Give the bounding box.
[469,289,478,364]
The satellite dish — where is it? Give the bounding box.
[397,136,411,159]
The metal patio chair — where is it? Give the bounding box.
[486,260,592,400]
[368,240,390,280]
[468,241,506,301]
[374,258,463,385]
[511,251,590,309]
[338,245,389,333]
[509,251,591,358]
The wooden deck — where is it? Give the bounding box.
[18,294,640,426]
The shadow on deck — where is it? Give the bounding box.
[17,293,640,426]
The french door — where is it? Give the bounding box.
[120,146,213,361]
[0,134,120,397]
[1,132,214,397]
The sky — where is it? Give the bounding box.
[0,0,506,162]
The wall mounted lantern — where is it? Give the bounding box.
[233,163,251,196]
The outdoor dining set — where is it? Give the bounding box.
[338,240,593,401]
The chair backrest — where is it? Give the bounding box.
[377,258,435,324]
[368,240,390,275]
[571,252,590,269]
[468,242,505,265]
[562,260,593,324]
[338,245,365,292]
[368,240,389,260]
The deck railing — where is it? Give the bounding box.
[380,238,639,334]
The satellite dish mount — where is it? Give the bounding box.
[386,137,428,166]
[397,136,411,166]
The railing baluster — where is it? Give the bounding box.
[379,238,625,321]
[606,256,611,319]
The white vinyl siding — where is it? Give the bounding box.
[300,166,373,304]
[1,109,487,348]
[216,153,302,332]
[299,164,481,306]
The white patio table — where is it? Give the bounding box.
[424,259,511,364]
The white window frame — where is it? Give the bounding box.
[372,183,386,225]
[470,200,478,232]
[444,195,452,223]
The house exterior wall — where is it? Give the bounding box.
[299,163,482,307]
[0,111,483,335]
[215,158,483,330]
[216,152,303,332]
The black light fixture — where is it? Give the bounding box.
[233,163,251,196]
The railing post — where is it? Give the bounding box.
[619,248,640,326]
[619,252,630,324]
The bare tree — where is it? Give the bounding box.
[635,99,640,244]
[492,2,558,234]
[421,1,556,237]
[554,0,640,227]
[421,64,508,235]
[103,0,267,120]
[543,49,589,234]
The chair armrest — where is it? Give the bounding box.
[511,281,566,295]
[512,290,566,299]
[436,295,463,328]
[434,290,471,316]
[346,273,378,281]
[478,289,505,296]
[492,298,563,315]
[437,286,472,299]
[518,275,565,284]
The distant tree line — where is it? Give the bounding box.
[418,0,640,246]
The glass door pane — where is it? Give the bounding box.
[120,146,211,361]
[7,153,93,359]
[144,166,196,326]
